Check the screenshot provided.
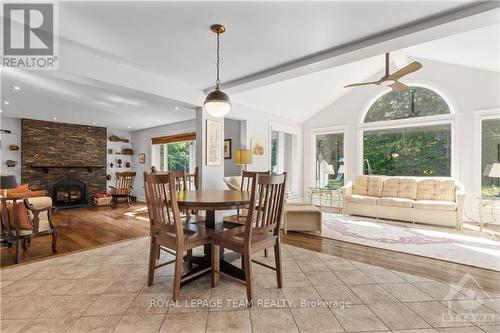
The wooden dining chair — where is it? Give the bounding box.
[223,170,270,228]
[211,173,287,305]
[110,172,136,208]
[143,171,213,301]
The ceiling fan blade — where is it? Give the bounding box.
[388,61,422,81]
[391,81,409,92]
[344,81,380,88]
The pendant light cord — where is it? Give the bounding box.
[216,31,220,89]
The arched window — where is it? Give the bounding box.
[362,86,453,177]
[365,87,450,123]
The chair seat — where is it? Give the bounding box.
[212,226,277,253]
[222,214,246,228]
[157,221,214,249]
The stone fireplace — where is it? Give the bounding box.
[21,119,107,206]
[51,178,88,208]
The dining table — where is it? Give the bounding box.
[176,189,251,285]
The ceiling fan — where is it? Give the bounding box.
[344,53,422,92]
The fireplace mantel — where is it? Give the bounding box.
[32,164,106,173]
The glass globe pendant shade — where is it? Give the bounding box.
[204,87,231,117]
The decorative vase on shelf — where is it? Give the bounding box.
[117,159,122,168]
[125,162,131,168]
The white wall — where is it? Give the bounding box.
[0,117,22,183]
[131,119,196,200]
[303,58,500,218]
[229,103,303,166]
[224,118,241,177]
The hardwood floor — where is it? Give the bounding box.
[0,204,150,267]
[2,204,499,294]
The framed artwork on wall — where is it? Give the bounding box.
[224,139,232,159]
[206,120,222,165]
[251,138,265,157]
[139,153,146,163]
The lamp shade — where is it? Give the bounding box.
[204,88,231,117]
[233,149,252,165]
[488,163,500,178]
[0,175,17,189]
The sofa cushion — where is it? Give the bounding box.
[377,197,414,208]
[352,176,368,196]
[347,194,378,205]
[416,178,456,202]
[414,200,457,211]
[352,176,385,197]
[367,176,385,197]
[382,177,417,199]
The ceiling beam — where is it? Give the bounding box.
[209,1,499,95]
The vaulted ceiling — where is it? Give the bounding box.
[1,1,498,129]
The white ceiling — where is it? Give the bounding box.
[58,1,473,89]
[232,23,500,122]
[2,1,497,129]
[0,68,196,130]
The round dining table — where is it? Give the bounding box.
[177,190,250,229]
[176,190,251,285]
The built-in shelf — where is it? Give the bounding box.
[32,164,106,173]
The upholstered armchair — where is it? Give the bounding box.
[0,195,57,264]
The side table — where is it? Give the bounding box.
[478,196,500,231]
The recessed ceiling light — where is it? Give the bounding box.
[91,121,96,125]
[12,86,21,91]
[52,117,57,120]
[174,106,179,111]
[127,126,131,129]
[0,110,3,113]
[3,101,10,105]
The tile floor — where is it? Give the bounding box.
[1,237,499,333]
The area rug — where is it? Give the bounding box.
[320,214,500,271]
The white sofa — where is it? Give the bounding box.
[340,176,465,229]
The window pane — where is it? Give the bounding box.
[365,87,450,123]
[481,118,500,197]
[167,141,195,172]
[271,131,279,174]
[363,124,451,176]
[315,133,344,188]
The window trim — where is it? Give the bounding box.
[269,121,302,197]
[357,83,459,178]
[473,108,500,213]
[311,125,348,189]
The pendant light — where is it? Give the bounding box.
[204,24,231,117]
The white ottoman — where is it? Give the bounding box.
[283,204,322,234]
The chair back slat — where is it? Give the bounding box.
[245,173,287,245]
[115,172,136,194]
[143,172,183,243]
[241,170,269,192]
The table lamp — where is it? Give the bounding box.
[233,149,252,171]
[488,163,500,196]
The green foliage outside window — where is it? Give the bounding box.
[481,118,500,197]
[363,87,452,176]
[365,87,449,123]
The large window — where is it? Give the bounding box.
[481,118,500,197]
[362,86,452,176]
[151,132,196,172]
[156,141,196,172]
[315,132,344,188]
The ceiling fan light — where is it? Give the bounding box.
[204,88,231,117]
